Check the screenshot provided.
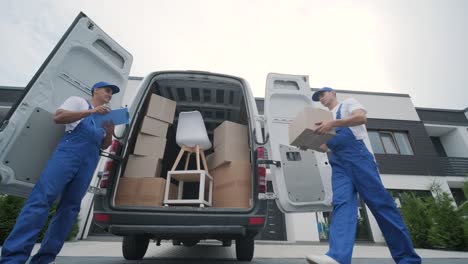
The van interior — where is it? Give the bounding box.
[114,72,254,210]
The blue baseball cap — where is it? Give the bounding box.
[91,81,120,94]
[312,87,334,101]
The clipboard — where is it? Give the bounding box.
[92,108,129,127]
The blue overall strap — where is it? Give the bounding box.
[85,100,93,110]
[326,104,356,152]
[85,100,96,126]
[336,103,343,119]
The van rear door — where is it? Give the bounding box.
[263,73,332,213]
[0,12,132,197]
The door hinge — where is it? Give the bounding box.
[87,186,107,195]
[258,192,278,200]
[257,159,281,168]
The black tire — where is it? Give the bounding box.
[172,239,182,246]
[222,239,232,247]
[122,235,149,260]
[235,236,254,261]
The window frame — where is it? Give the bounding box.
[368,129,415,156]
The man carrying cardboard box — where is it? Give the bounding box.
[305,87,421,264]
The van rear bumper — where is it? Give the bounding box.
[109,225,246,236]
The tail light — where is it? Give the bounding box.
[94,213,110,222]
[99,140,121,188]
[256,147,267,193]
[249,216,265,225]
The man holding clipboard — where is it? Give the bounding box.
[1,81,127,264]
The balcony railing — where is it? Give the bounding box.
[439,157,468,177]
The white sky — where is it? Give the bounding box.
[1,0,467,109]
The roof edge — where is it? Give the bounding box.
[416,107,467,113]
[310,87,410,98]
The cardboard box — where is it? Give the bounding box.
[134,133,167,158]
[289,107,336,151]
[206,142,250,170]
[213,121,248,148]
[123,155,162,178]
[140,116,169,137]
[210,161,252,208]
[146,94,176,124]
[137,178,166,206]
[115,177,178,206]
[115,177,139,206]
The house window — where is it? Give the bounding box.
[368,130,414,155]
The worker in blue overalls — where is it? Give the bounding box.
[1,81,119,264]
[306,87,421,264]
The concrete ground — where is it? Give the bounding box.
[22,239,468,263]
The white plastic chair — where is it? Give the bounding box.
[176,111,212,150]
[166,111,213,207]
[171,111,212,171]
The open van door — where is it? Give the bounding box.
[0,13,132,197]
[263,73,332,213]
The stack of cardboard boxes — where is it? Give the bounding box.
[116,94,178,206]
[207,121,252,208]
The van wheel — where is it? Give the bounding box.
[172,239,182,246]
[122,235,149,260]
[235,236,254,261]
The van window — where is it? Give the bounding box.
[0,87,25,125]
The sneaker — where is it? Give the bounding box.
[306,254,339,264]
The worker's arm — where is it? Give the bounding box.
[314,109,367,135]
[54,105,110,124]
[101,122,114,149]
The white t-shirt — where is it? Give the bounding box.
[58,96,92,132]
[331,98,368,140]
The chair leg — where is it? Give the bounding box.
[200,151,209,173]
[184,152,191,170]
[198,171,205,207]
[196,145,200,170]
[172,146,186,171]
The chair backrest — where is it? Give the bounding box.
[176,111,212,150]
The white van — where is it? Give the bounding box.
[0,13,332,261]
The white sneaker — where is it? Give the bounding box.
[306,254,339,264]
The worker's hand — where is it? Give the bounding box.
[91,105,111,115]
[318,144,328,153]
[314,120,334,135]
[103,121,115,135]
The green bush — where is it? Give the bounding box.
[356,216,370,240]
[399,182,466,251]
[427,192,465,250]
[0,195,25,246]
[459,181,468,250]
[400,193,433,248]
[0,195,79,246]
